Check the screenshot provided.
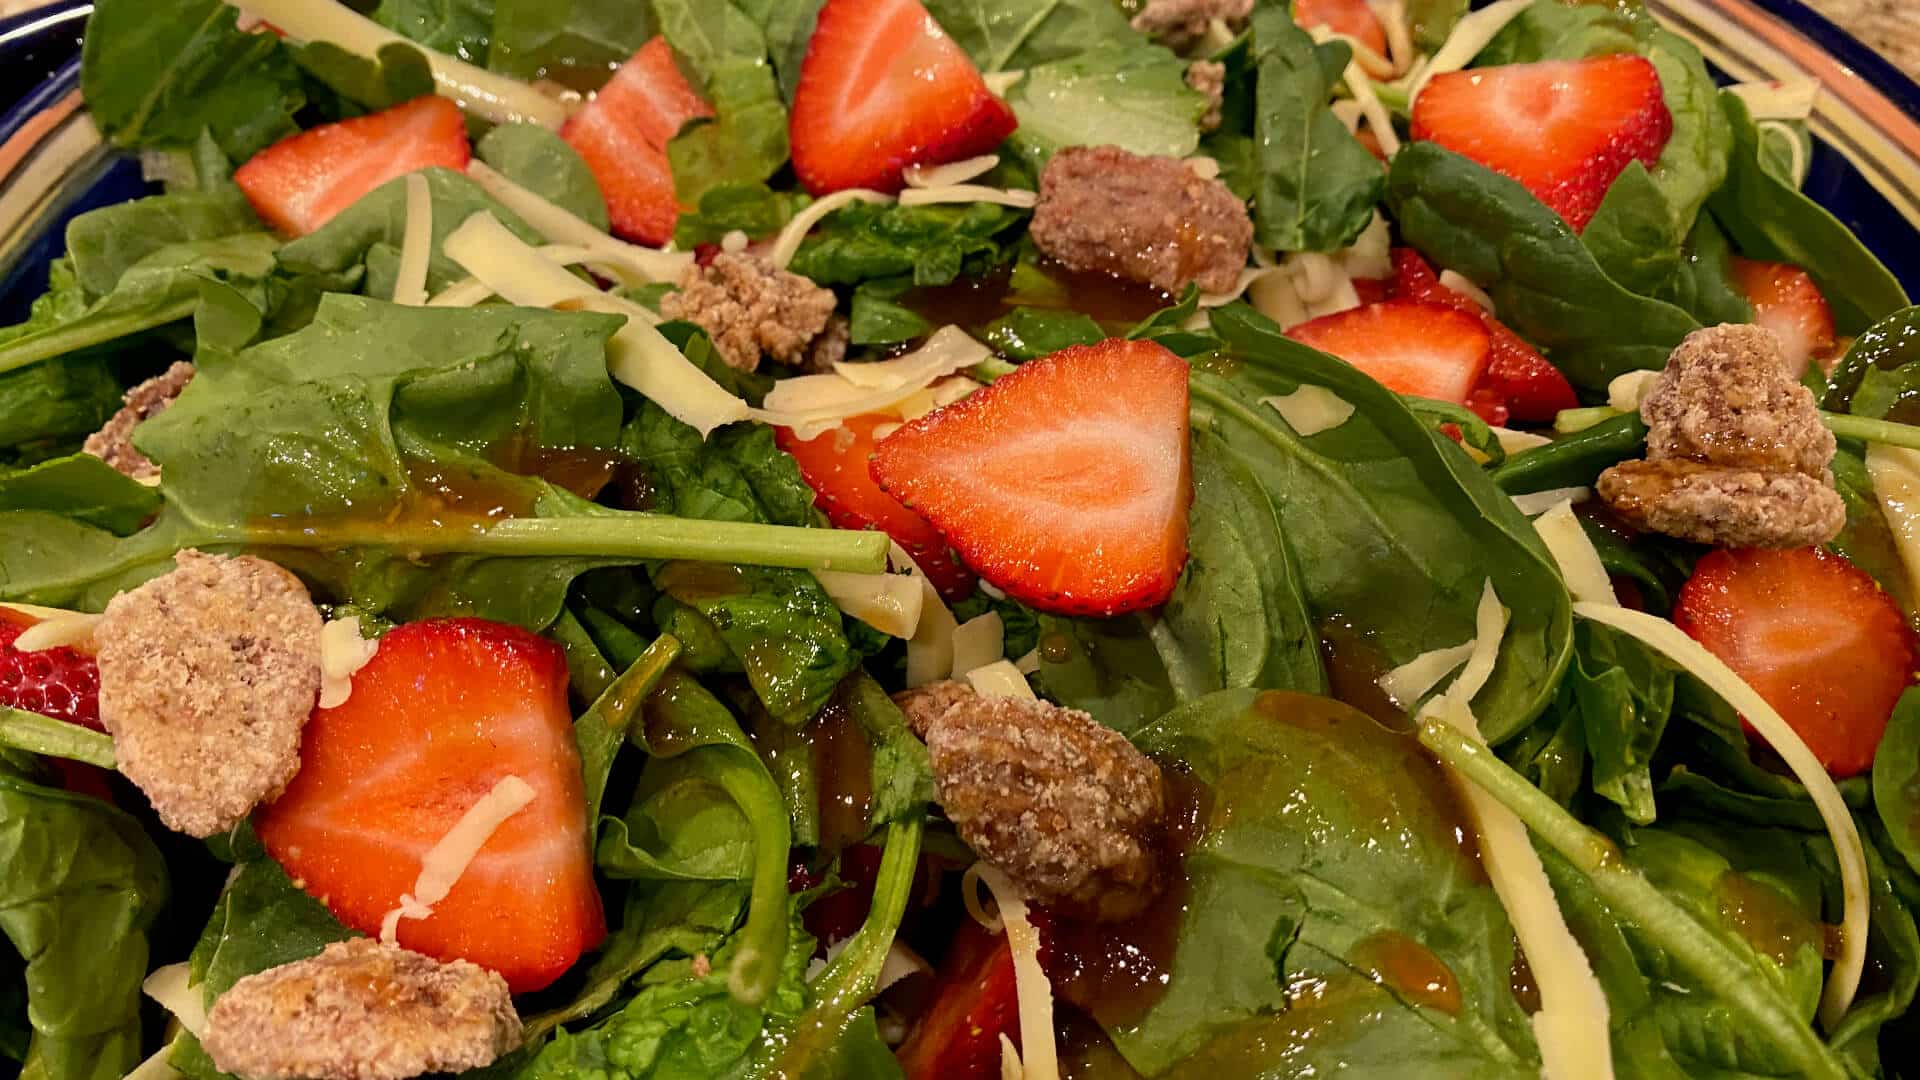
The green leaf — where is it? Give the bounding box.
[920,0,1139,71]
[848,283,930,347]
[1709,92,1909,335]
[1248,9,1385,253]
[373,0,495,64]
[672,183,809,250]
[0,771,167,1080]
[1824,305,1920,416]
[735,0,823,101]
[0,455,161,535]
[1408,0,1469,51]
[1565,622,1676,824]
[790,200,1028,288]
[65,190,264,301]
[289,41,437,116]
[81,0,306,160]
[478,123,612,232]
[981,306,1103,360]
[576,635,684,823]
[1388,141,1700,390]
[667,59,791,207]
[0,709,116,770]
[1004,43,1206,172]
[188,857,353,1004]
[1474,0,1650,66]
[1656,213,1752,327]
[1873,688,1920,877]
[488,0,654,83]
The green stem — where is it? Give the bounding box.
[0,298,199,377]
[242,516,892,573]
[0,707,116,769]
[717,759,794,1008]
[1553,406,1621,434]
[1416,718,1848,1080]
[1822,411,1920,451]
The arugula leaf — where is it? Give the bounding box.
[488,0,653,83]
[1709,93,1909,335]
[0,455,162,535]
[790,200,1028,288]
[920,0,1139,71]
[1388,141,1700,390]
[478,123,612,232]
[0,770,167,1080]
[374,0,495,64]
[1248,8,1385,253]
[82,0,307,160]
[1004,42,1206,172]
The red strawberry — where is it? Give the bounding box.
[1411,55,1673,231]
[896,919,1021,1080]
[234,95,470,236]
[1294,0,1388,60]
[255,618,605,992]
[789,0,1018,195]
[1674,548,1917,778]
[0,608,100,730]
[1286,299,1492,405]
[1730,257,1837,375]
[871,340,1192,616]
[1390,249,1579,422]
[776,413,976,599]
[562,37,715,245]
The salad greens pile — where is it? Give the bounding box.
[0,0,1918,1078]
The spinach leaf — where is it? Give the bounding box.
[1474,0,1649,66]
[666,59,791,207]
[478,124,611,232]
[374,0,495,64]
[981,306,1103,359]
[65,190,264,301]
[576,635,684,823]
[1657,213,1752,327]
[1408,0,1468,51]
[734,0,823,101]
[289,41,437,117]
[672,183,808,249]
[82,0,306,160]
[789,200,1028,288]
[1004,43,1206,173]
[0,455,162,535]
[187,857,354,1004]
[0,353,122,461]
[1037,428,1324,735]
[838,673,935,829]
[1824,305,1920,416]
[1248,9,1385,253]
[1118,690,1536,1077]
[849,283,931,347]
[0,770,167,1080]
[488,0,653,84]
[1873,688,1920,876]
[920,0,1139,71]
[1563,621,1675,824]
[1709,93,1909,335]
[1201,305,1574,740]
[1389,141,1700,390]
[1831,443,1911,605]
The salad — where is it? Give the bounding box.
[2,0,1919,1077]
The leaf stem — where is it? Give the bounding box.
[1416,717,1848,1080]
[1822,411,1920,451]
[0,707,116,769]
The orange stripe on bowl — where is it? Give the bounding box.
[0,87,82,184]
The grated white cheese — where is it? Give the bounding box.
[143,962,207,1038]
[391,172,433,307]
[976,864,1059,1080]
[1375,0,1415,74]
[1438,269,1495,313]
[1307,24,1395,80]
[897,185,1038,209]
[1726,78,1821,121]
[1331,98,1366,134]
[1262,385,1357,437]
[318,616,378,710]
[904,155,1000,189]
[983,70,1026,97]
[1532,501,1618,606]
[12,611,101,653]
[1014,648,1041,674]
[906,576,959,688]
[761,326,991,439]
[1758,120,1809,187]
[1607,369,1661,413]
[1339,212,1394,282]
[1866,445,1920,610]
[1492,427,1553,457]
[1510,486,1590,517]
[951,612,1006,676]
[813,570,924,639]
[965,660,1037,700]
[1343,60,1403,157]
[1573,601,1870,1030]
[1000,1034,1025,1080]
[1405,0,1537,105]
[0,601,79,622]
[1376,641,1474,708]
[380,775,536,944]
[769,190,891,270]
[465,161,690,283]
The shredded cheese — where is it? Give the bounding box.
[1510,486,1590,517]
[906,576,959,687]
[391,172,433,306]
[769,190,891,270]
[904,155,1000,188]
[1339,212,1394,282]
[1532,501,1618,605]
[1375,0,1415,74]
[1406,0,1536,105]
[960,862,1004,933]
[1438,269,1495,313]
[1015,648,1041,674]
[1866,445,1920,608]
[1758,120,1809,186]
[1377,642,1474,708]
[427,277,494,308]
[1492,426,1552,457]
[380,775,536,943]
[0,601,77,622]
[952,612,1006,676]
[1607,369,1661,413]
[761,326,991,439]
[12,611,101,653]
[1000,1034,1025,1080]
[813,570,924,639]
[465,161,690,283]
[143,962,207,1038]
[965,660,1037,700]
[1572,602,1870,1029]
[1726,78,1821,121]
[897,185,1038,209]
[1308,24,1395,81]
[1262,385,1356,436]
[318,616,377,710]
[976,865,1059,1080]
[982,70,1025,96]
[1343,60,1403,157]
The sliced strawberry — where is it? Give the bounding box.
[897,919,1021,1080]
[255,618,605,992]
[234,96,470,236]
[1730,257,1837,375]
[1674,548,1917,778]
[1390,249,1579,421]
[0,608,100,730]
[871,340,1192,616]
[1286,299,1492,405]
[1411,55,1673,231]
[790,0,1019,195]
[1294,0,1388,60]
[776,414,976,600]
[561,37,714,245]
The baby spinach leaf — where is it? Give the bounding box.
[1389,141,1700,390]
[488,0,653,84]
[672,184,808,249]
[1873,689,1920,877]
[65,190,264,302]
[1709,93,1909,335]
[1119,690,1537,1077]
[577,635,685,823]
[981,306,1104,359]
[1004,43,1206,172]
[374,0,496,64]
[789,200,1028,288]
[921,0,1139,71]
[667,59,791,206]
[1563,621,1676,824]
[849,283,931,346]
[1201,305,1574,741]
[1249,9,1385,253]
[654,563,856,726]
[82,0,307,161]
[0,353,122,463]
[289,41,437,117]
[1474,0,1649,65]
[838,673,935,828]
[1824,305,1920,416]
[1831,443,1912,606]
[0,455,162,535]
[734,0,823,100]
[1657,213,1752,327]
[0,770,167,1080]
[478,123,612,231]
[188,856,354,1004]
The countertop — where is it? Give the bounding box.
[1806,0,1920,73]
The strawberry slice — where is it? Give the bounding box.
[1389,249,1579,422]
[776,414,976,599]
[1294,0,1388,59]
[234,96,470,236]
[1674,548,1917,778]
[896,918,1021,1080]
[1411,55,1673,231]
[1286,299,1493,405]
[0,608,100,731]
[871,340,1192,616]
[789,0,1019,195]
[255,618,605,992]
[1730,257,1837,375]
[561,37,715,245]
